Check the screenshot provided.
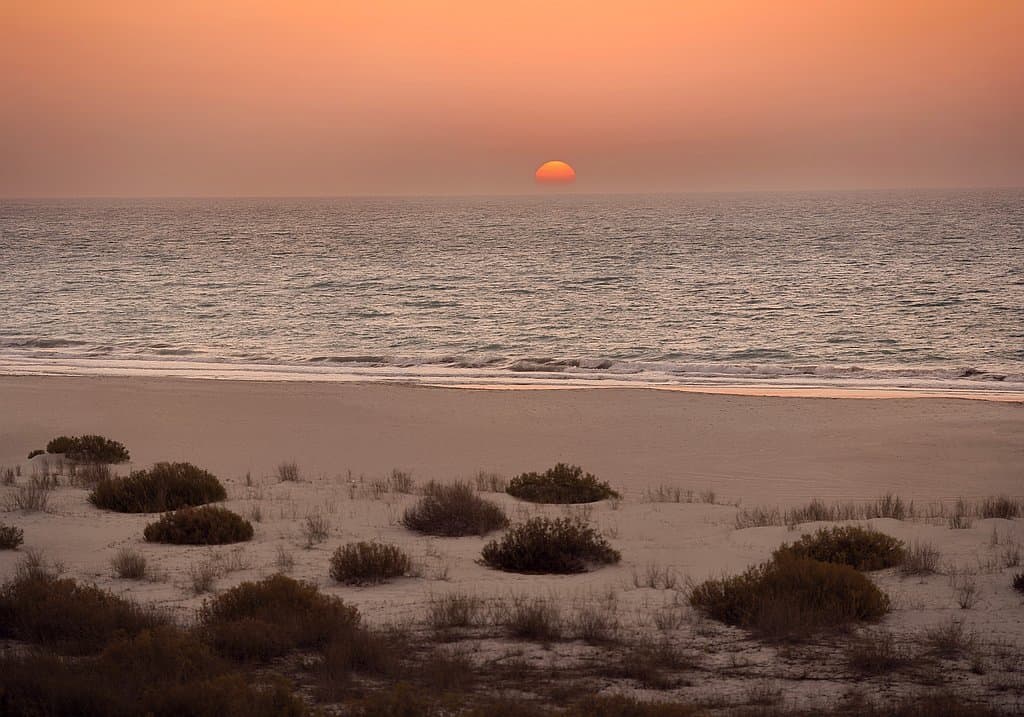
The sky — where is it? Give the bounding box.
[1,1,1022,196]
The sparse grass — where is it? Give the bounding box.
[276,545,296,573]
[924,618,975,658]
[899,540,941,576]
[199,574,360,661]
[0,523,24,549]
[427,592,484,629]
[89,462,226,513]
[5,476,52,512]
[773,525,905,571]
[111,547,147,579]
[948,499,973,529]
[144,506,253,545]
[846,630,916,674]
[953,575,980,609]
[329,541,411,585]
[570,601,620,643]
[481,516,621,574]
[277,461,301,482]
[401,481,509,536]
[46,434,130,463]
[506,463,619,504]
[735,494,914,528]
[474,470,507,492]
[72,461,112,487]
[302,513,330,547]
[602,640,691,690]
[1,466,15,485]
[632,562,680,589]
[503,596,563,641]
[0,570,167,654]
[979,495,1020,519]
[690,555,890,641]
[388,469,415,493]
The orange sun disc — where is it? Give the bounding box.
[534,160,576,185]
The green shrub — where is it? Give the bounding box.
[1013,572,1024,594]
[47,434,130,463]
[506,463,619,503]
[199,574,360,661]
[329,542,411,585]
[90,462,226,513]
[773,525,905,571]
[401,481,508,536]
[0,571,167,654]
[690,555,890,640]
[0,523,24,549]
[144,506,253,545]
[480,517,621,574]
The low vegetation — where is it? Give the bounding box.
[198,574,360,661]
[0,522,25,549]
[110,547,147,579]
[144,506,253,545]
[481,516,621,573]
[276,461,301,482]
[1012,572,1024,594]
[689,554,891,641]
[401,481,508,536]
[89,461,226,512]
[898,540,941,576]
[5,476,52,512]
[0,628,312,716]
[506,463,619,504]
[0,570,167,654]
[773,525,905,571]
[46,434,131,463]
[329,541,411,585]
[980,496,1020,519]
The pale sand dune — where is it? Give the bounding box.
[1,376,1023,709]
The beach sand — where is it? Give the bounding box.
[1,376,1022,710]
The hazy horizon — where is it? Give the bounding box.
[3,1,1022,197]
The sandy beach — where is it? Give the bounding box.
[2,376,1023,711]
[1,375,1021,505]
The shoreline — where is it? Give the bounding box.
[1,374,1021,506]
[1,361,1022,403]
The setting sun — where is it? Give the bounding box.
[535,160,576,185]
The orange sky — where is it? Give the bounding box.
[1,1,1021,196]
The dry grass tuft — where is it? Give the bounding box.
[111,547,147,579]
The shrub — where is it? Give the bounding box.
[73,462,112,487]
[481,516,621,574]
[90,462,226,513]
[0,646,312,717]
[302,513,329,548]
[199,574,360,661]
[1014,572,1024,594]
[773,526,905,571]
[144,506,253,545]
[329,542,411,585]
[27,448,45,459]
[846,631,915,674]
[506,463,619,503]
[47,434,130,463]
[401,481,509,536]
[0,571,167,654]
[111,547,147,579]
[0,523,24,549]
[689,555,890,640]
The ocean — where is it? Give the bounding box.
[2,191,1022,395]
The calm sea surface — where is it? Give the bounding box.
[2,192,1022,393]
